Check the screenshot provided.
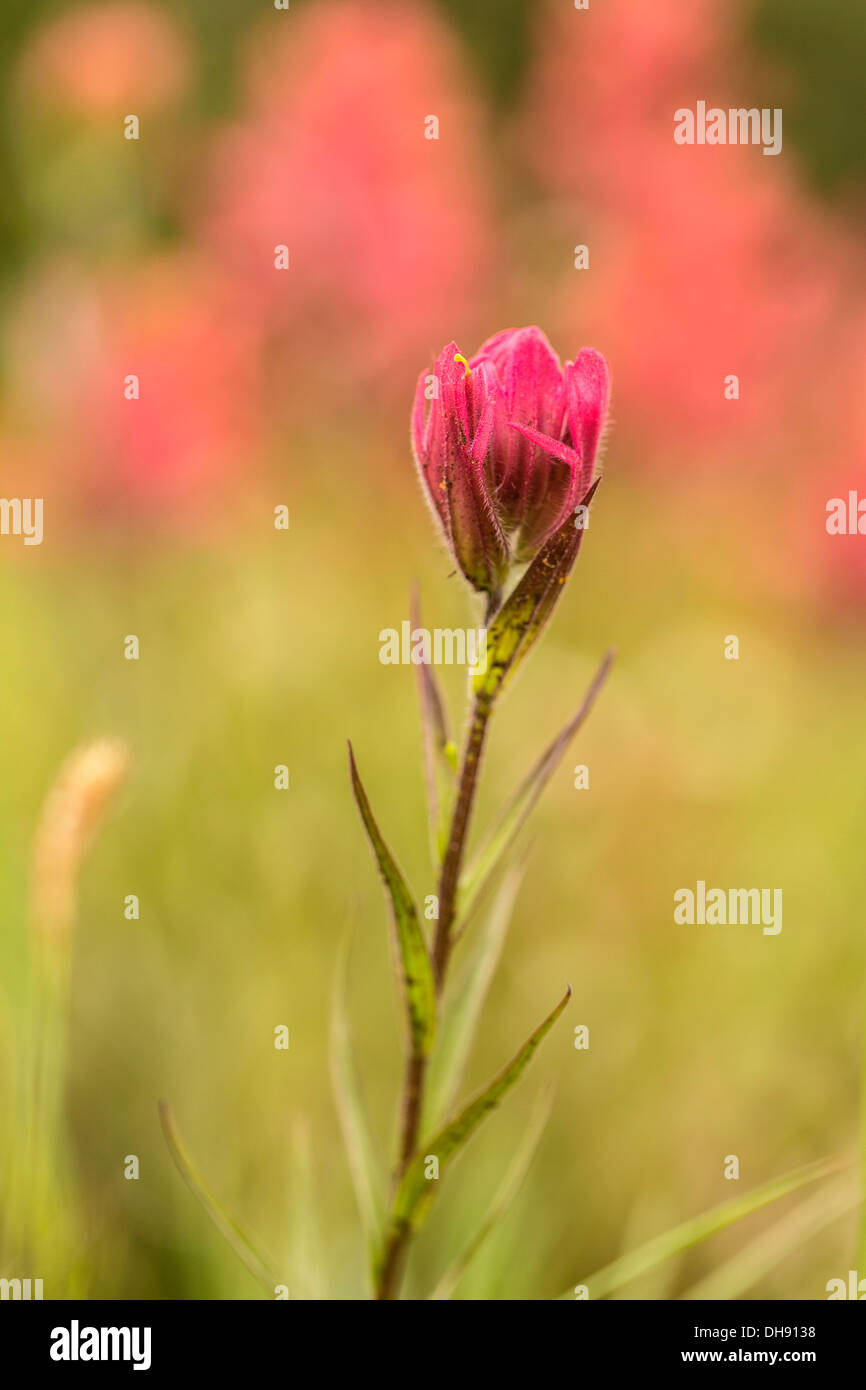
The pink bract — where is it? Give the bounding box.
[413,326,610,598]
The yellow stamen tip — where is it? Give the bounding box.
[453,353,471,379]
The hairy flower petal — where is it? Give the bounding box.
[413,328,610,597]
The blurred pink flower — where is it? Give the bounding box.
[17,1,189,117]
[194,0,495,400]
[520,0,863,471]
[7,257,262,516]
[790,311,866,609]
[523,0,729,214]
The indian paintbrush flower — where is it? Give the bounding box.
[160,325,615,1304]
[412,326,611,610]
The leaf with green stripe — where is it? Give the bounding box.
[460,649,614,929]
[558,1155,847,1299]
[424,856,527,1132]
[329,924,385,1277]
[286,1116,330,1300]
[429,1084,555,1300]
[348,743,436,1058]
[410,583,455,865]
[680,1172,858,1301]
[159,1100,278,1294]
[389,986,571,1238]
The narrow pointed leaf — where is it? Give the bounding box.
[286,1116,330,1300]
[460,650,614,927]
[348,743,436,1057]
[424,857,527,1132]
[558,1155,847,1300]
[430,1085,554,1300]
[329,925,385,1274]
[159,1100,278,1293]
[390,986,571,1237]
[681,1173,859,1301]
[474,480,599,704]
[410,583,454,864]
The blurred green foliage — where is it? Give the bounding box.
[750,0,866,198]
[1,460,865,1297]
[1,0,865,279]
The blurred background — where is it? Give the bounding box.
[1,0,865,1300]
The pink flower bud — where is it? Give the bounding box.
[412,326,610,601]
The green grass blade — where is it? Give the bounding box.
[681,1172,859,1301]
[348,742,436,1058]
[329,925,385,1277]
[391,986,571,1237]
[286,1116,330,1300]
[410,583,455,864]
[559,1155,847,1300]
[424,858,526,1131]
[459,650,614,926]
[159,1100,278,1294]
[429,1084,554,1300]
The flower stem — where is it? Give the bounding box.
[375,1223,411,1302]
[376,691,495,1299]
[431,694,493,990]
[397,1052,427,1174]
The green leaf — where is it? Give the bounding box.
[473,481,599,704]
[558,1155,847,1300]
[409,583,454,864]
[680,1172,858,1301]
[429,1084,554,1300]
[390,986,571,1238]
[424,857,527,1132]
[460,649,614,927]
[159,1100,278,1294]
[329,925,386,1278]
[348,743,436,1058]
[286,1116,330,1300]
